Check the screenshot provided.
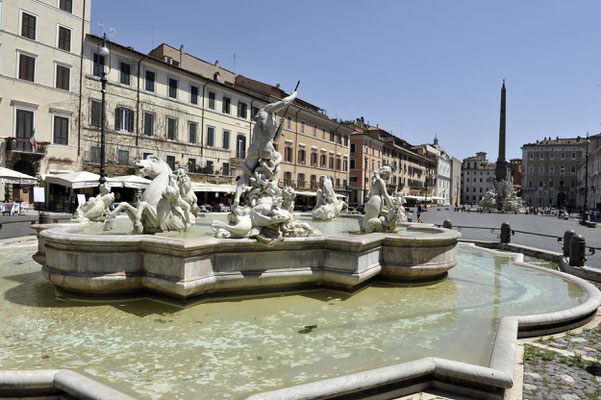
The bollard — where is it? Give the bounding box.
[500,222,511,244]
[563,230,575,257]
[569,234,586,267]
[443,219,452,229]
[38,212,51,225]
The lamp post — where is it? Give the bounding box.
[583,133,590,221]
[98,34,110,187]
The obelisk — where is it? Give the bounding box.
[495,80,509,182]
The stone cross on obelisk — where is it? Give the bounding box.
[495,80,509,182]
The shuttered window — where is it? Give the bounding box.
[53,116,69,145]
[21,12,36,39]
[56,65,70,90]
[18,54,35,81]
[114,107,134,133]
[58,26,71,51]
[90,101,102,128]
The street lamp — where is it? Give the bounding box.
[98,34,110,187]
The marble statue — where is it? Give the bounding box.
[361,166,405,233]
[481,177,523,212]
[73,182,115,222]
[103,155,197,234]
[212,90,319,244]
[311,176,347,221]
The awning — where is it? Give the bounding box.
[295,190,347,198]
[108,175,151,189]
[404,195,446,202]
[0,166,37,185]
[192,183,236,193]
[44,171,101,189]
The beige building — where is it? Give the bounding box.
[0,0,91,201]
[450,157,462,206]
[521,136,587,208]
[461,152,495,205]
[576,133,601,211]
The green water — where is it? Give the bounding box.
[82,214,436,237]
[0,245,586,399]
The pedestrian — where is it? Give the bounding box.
[417,203,423,223]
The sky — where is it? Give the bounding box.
[91,0,601,161]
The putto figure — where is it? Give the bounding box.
[73,182,115,222]
[361,166,405,233]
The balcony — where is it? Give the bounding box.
[6,138,47,157]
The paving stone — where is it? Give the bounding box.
[523,383,537,391]
[524,372,542,379]
[571,337,586,343]
[560,373,575,383]
[560,394,580,400]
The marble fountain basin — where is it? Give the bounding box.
[32,215,461,301]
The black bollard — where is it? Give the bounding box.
[569,234,586,267]
[443,219,452,229]
[38,212,51,225]
[500,222,511,244]
[563,230,575,257]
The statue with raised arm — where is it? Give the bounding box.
[312,176,347,221]
[361,166,403,233]
[212,88,319,244]
[232,91,297,209]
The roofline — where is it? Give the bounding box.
[149,42,236,76]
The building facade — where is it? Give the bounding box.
[0,0,91,200]
[461,152,495,205]
[417,137,452,205]
[521,136,587,208]
[576,133,601,211]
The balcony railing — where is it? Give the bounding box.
[6,138,47,155]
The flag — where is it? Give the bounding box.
[29,129,37,150]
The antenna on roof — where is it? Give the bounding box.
[152,25,155,50]
[108,27,116,38]
[233,53,236,73]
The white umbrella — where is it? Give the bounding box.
[0,166,37,185]
[108,175,151,189]
[44,171,101,189]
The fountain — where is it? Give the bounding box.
[17,88,600,399]
[311,176,347,221]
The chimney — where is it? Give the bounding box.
[275,83,280,89]
[179,45,184,65]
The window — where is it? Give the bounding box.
[283,171,292,186]
[311,151,318,166]
[168,78,178,98]
[350,143,356,153]
[286,116,292,129]
[539,152,544,160]
[336,157,341,170]
[21,12,36,40]
[206,126,215,146]
[298,173,305,188]
[560,152,565,160]
[208,92,215,109]
[120,62,131,85]
[238,102,247,118]
[300,121,305,133]
[572,152,576,160]
[115,107,134,132]
[205,160,214,174]
[59,0,72,12]
[298,148,306,164]
[322,128,326,139]
[550,152,555,160]
[57,26,71,51]
[53,115,69,145]
[167,117,177,140]
[284,146,292,162]
[529,153,534,160]
[222,130,230,149]
[350,159,356,169]
[93,53,105,77]
[90,100,102,128]
[222,97,231,114]
[55,64,70,90]
[313,125,317,136]
[329,156,334,169]
[571,165,576,173]
[166,156,176,171]
[117,149,129,165]
[330,130,335,142]
[18,53,35,81]
[143,152,152,159]
[222,162,230,176]
[16,110,34,148]
[251,106,259,120]
[188,158,196,173]
[343,158,348,171]
[145,70,155,92]
[344,135,349,146]
[236,134,246,159]
[90,146,101,163]
[189,122,198,143]
[190,86,199,105]
[143,112,154,136]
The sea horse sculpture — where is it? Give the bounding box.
[312,176,347,221]
[103,155,197,234]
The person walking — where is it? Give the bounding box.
[417,203,423,223]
